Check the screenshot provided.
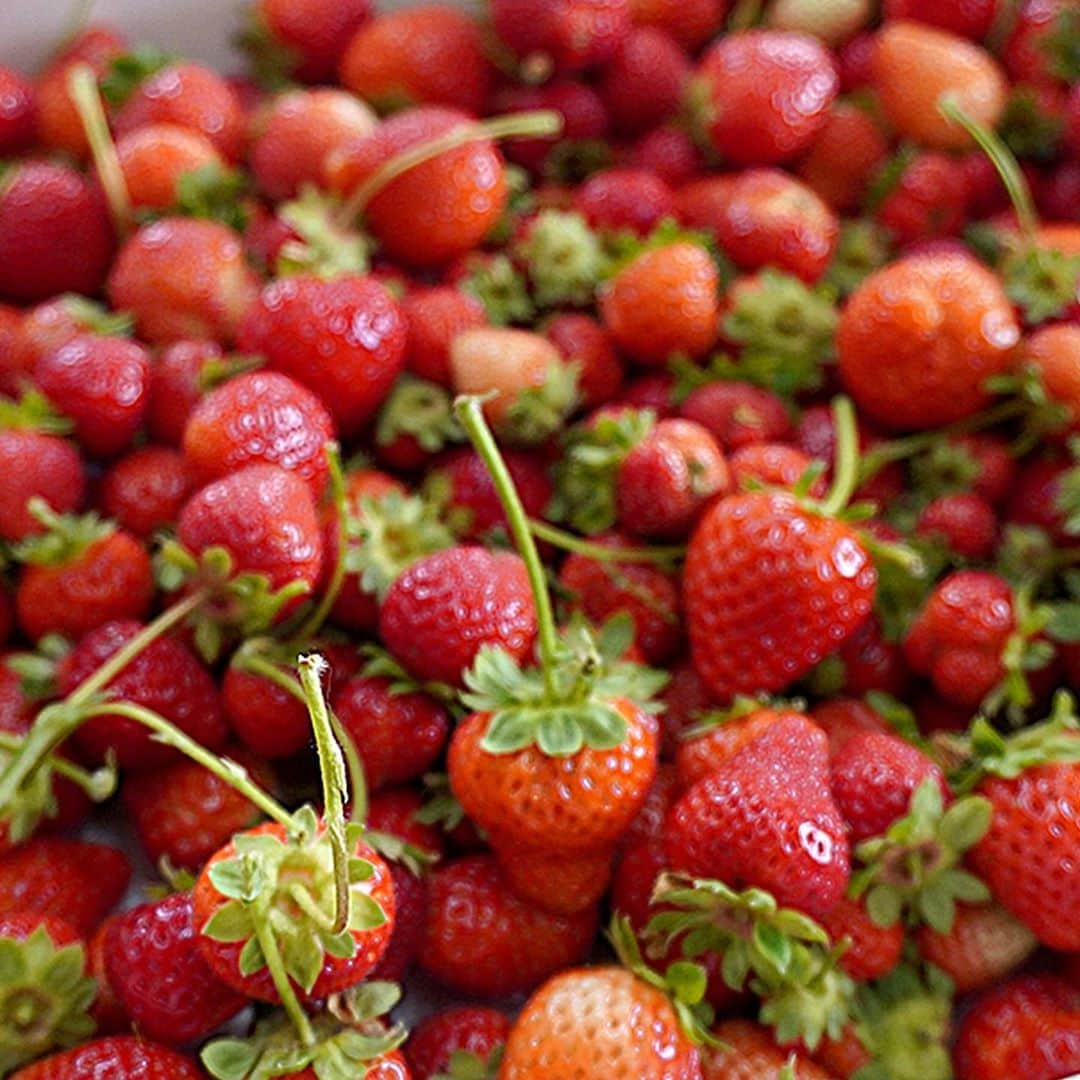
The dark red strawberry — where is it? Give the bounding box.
[0,429,85,543]
[679,381,793,452]
[247,0,372,84]
[819,895,904,981]
[99,446,191,540]
[406,1006,510,1080]
[574,167,675,237]
[491,0,630,74]
[915,493,998,561]
[11,1035,203,1079]
[0,66,36,154]
[544,312,623,408]
[146,339,223,446]
[599,27,690,136]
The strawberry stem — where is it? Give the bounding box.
[66,62,133,238]
[528,518,686,564]
[297,654,351,936]
[0,731,116,800]
[251,902,317,1047]
[820,397,859,517]
[455,394,560,693]
[232,648,307,704]
[337,110,561,227]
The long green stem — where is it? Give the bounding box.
[331,709,369,826]
[233,650,307,705]
[252,904,316,1046]
[297,655,350,936]
[820,397,859,517]
[528,518,685,564]
[337,110,561,226]
[0,731,116,800]
[455,395,560,692]
[90,701,294,829]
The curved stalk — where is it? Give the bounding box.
[820,397,859,517]
[528,518,685,564]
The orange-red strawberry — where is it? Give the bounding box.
[1020,322,1080,431]
[114,123,223,212]
[675,707,794,789]
[837,253,1020,431]
[729,443,825,496]
[401,285,487,388]
[700,1019,833,1079]
[11,1036,203,1080]
[247,0,372,84]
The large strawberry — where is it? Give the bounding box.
[11,1036,203,1079]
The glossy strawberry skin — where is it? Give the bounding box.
[99,446,191,540]
[379,547,537,687]
[679,382,792,452]
[575,168,675,237]
[237,274,406,436]
[666,714,851,919]
[104,891,246,1044]
[146,339,222,446]
[684,491,876,701]
[406,1006,510,1080]
[819,895,903,981]
[0,430,85,543]
[11,1037,203,1080]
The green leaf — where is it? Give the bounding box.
[666,960,707,1006]
[1049,602,1080,643]
[753,922,793,977]
[201,901,254,943]
[99,44,172,107]
[283,930,323,994]
[865,885,902,928]
[238,935,265,977]
[482,708,542,754]
[574,703,630,749]
[348,892,388,932]
[536,710,584,756]
[917,883,955,934]
[201,1039,260,1080]
[209,854,266,902]
[937,796,992,851]
[175,163,249,232]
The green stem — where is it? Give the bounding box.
[251,904,316,1046]
[291,444,347,644]
[88,701,295,829]
[0,732,115,800]
[455,395,560,693]
[821,397,859,517]
[297,654,350,937]
[528,519,685,564]
[286,883,338,932]
[337,110,561,226]
[331,709,369,826]
[233,650,307,705]
[67,63,132,237]
[938,98,1038,242]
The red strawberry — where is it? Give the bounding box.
[406,1006,510,1080]
[666,713,851,918]
[497,81,610,176]
[679,382,793,452]
[676,707,793,789]
[0,430,85,543]
[237,274,406,436]
[379,546,537,687]
[369,859,430,985]
[599,28,690,136]
[915,493,998,561]
[702,1019,832,1079]
[104,891,246,1044]
[812,697,891,754]
[491,0,631,74]
[35,335,150,459]
[146,339,223,446]
[99,446,191,540]
[0,162,113,304]
[628,126,704,188]
[0,66,36,154]
[401,286,487,388]
[729,443,825,495]
[248,0,372,84]
[952,974,1080,1080]
[884,0,998,40]
[825,616,909,699]
[692,30,838,165]
[544,312,623,408]
[420,854,597,997]
[11,1036,202,1080]
[684,491,876,700]
[0,838,130,936]
[797,100,889,214]
[114,123,223,213]
[629,0,725,51]
[819,895,903,982]
[575,168,676,237]
[876,152,970,247]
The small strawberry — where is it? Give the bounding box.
[1020,322,1080,431]
[0,426,85,544]
[99,446,191,540]
[599,28,690,137]
[491,0,631,75]
[544,312,623,408]
[401,286,487,388]
[679,382,793,453]
[797,100,889,214]
[11,1036,203,1080]
[406,1006,510,1080]
[629,0,725,51]
[676,706,794,789]
[575,168,676,237]
[0,66,35,154]
[915,493,999,561]
[115,123,224,213]
[819,895,904,983]
[629,126,704,188]
[146,339,223,446]
[701,1019,833,1079]
[729,444,824,496]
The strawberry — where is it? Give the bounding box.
[629,0,725,50]
[107,218,259,347]
[575,168,676,237]
[500,965,702,1079]
[679,382,793,453]
[797,101,889,214]
[952,974,1080,1080]
[601,241,720,365]
[494,843,613,915]
[700,1019,833,1079]
[115,123,223,212]
[420,854,597,997]
[0,162,114,304]
[401,286,487,388]
[325,107,509,270]
[491,0,631,75]
[666,714,851,918]
[146,339,223,446]
[99,446,191,539]
[729,444,825,495]
[182,370,335,496]
[875,151,970,247]
[916,901,1037,993]
[332,675,450,791]
[0,838,130,936]
[0,429,85,543]
[836,253,1020,431]
[11,1036,203,1080]
[245,0,372,84]
[1005,455,1074,544]
[1020,322,1080,431]
[819,896,903,983]
[406,1006,510,1080]
[123,746,269,869]
[378,546,537,687]
[629,126,705,189]
[104,891,246,1044]
[915,493,998,561]
[544,312,624,408]
[0,66,34,155]
[872,21,1007,151]
[676,706,793,789]
[250,89,375,202]
[884,0,999,40]
[691,31,838,166]
[338,5,494,115]
[34,335,150,459]
[616,418,729,540]
[599,28,690,137]
[14,513,154,644]
[812,699,891,754]
[236,273,406,436]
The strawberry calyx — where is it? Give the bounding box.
[501,356,580,445]
[600,219,721,280]
[10,499,114,567]
[360,645,462,712]
[1044,5,1080,81]
[277,186,371,280]
[175,161,250,232]
[848,777,992,933]
[3,633,69,701]
[98,43,172,107]
[999,86,1065,163]
[681,695,805,740]
[461,253,535,326]
[196,353,267,394]
[980,584,1056,721]
[57,293,134,338]
[515,209,605,309]
[415,771,470,835]
[0,390,74,435]
[431,1045,504,1080]
[375,375,463,457]
[201,982,406,1080]
[364,827,438,879]
[824,220,891,298]
[549,407,656,534]
[0,924,96,1073]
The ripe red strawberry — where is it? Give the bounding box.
[14,517,154,643]
[325,107,509,270]
[248,0,372,84]
[114,123,223,213]
[104,891,246,1044]
[876,151,970,247]
[820,895,903,982]
[339,5,494,115]
[884,0,998,39]
[406,1006,510,1080]
[629,126,704,188]
[369,859,430,985]
[420,855,598,997]
[600,241,720,365]
[379,546,537,687]
[729,443,824,496]
[676,707,793,789]
[679,382,793,452]
[812,697,891,754]
[1005,455,1075,545]
[0,66,35,154]
[123,746,269,869]
[544,312,623,408]
[401,286,486,388]
[702,1019,832,1080]
[0,430,85,543]
[494,842,613,916]
[492,0,631,74]
[915,493,998,561]
[616,418,729,540]
[146,339,223,445]
[684,491,876,700]
[237,273,406,436]
[332,675,450,791]
[501,965,701,1079]
[837,252,1020,431]
[99,446,191,539]
[916,901,1037,993]
[666,713,851,918]
[797,100,889,214]
[599,28,690,137]
[902,570,1014,709]
[11,1036,203,1080]
[692,30,838,166]
[182,370,335,496]
[0,838,130,936]
[34,335,150,459]
[0,162,114,304]
[575,168,676,237]
[952,974,1080,1080]
[629,0,725,50]
[107,218,259,347]
[825,617,910,699]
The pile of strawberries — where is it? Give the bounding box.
[0,0,1077,1076]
